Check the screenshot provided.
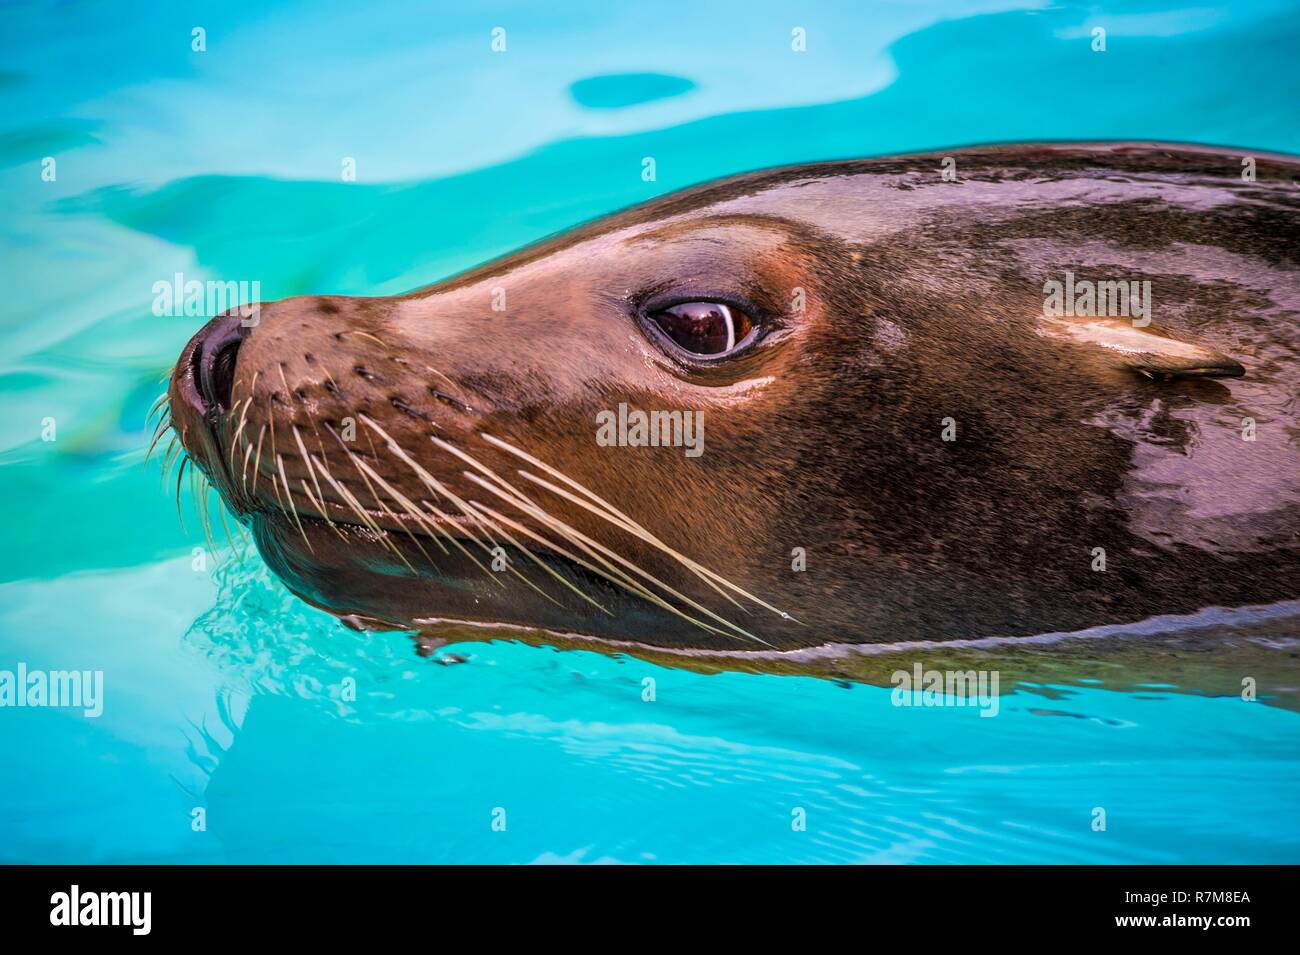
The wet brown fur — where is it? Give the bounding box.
[167,143,1300,652]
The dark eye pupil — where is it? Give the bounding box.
[650,303,751,355]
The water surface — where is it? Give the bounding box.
[1,0,1297,863]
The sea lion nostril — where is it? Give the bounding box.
[196,312,249,413]
[209,340,240,410]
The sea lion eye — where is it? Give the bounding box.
[648,302,754,357]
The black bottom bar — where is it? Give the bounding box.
[0,864,1287,939]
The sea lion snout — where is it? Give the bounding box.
[168,294,389,515]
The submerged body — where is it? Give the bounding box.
[165,143,1300,654]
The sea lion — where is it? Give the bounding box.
[162,142,1300,655]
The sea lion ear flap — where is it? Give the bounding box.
[1041,317,1246,380]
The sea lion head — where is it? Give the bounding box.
[166,145,1298,652]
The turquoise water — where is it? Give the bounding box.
[2,0,1299,863]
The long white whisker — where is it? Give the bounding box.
[461,471,758,643]
[483,434,795,622]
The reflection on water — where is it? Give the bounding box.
[174,558,1300,864]
[1,0,1298,862]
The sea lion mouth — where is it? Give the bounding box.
[279,508,636,615]
[238,454,786,650]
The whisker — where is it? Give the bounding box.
[460,470,750,642]
[198,476,220,559]
[516,465,732,612]
[312,430,335,480]
[357,415,503,568]
[275,453,314,553]
[317,423,443,564]
[251,424,267,495]
[191,467,217,558]
[147,411,172,445]
[145,416,172,464]
[462,499,610,615]
[348,451,497,582]
[174,456,190,534]
[241,437,257,494]
[220,495,249,553]
[361,418,501,561]
[308,451,419,573]
[269,468,292,525]
[161,437,180,486]
[420,498,512,586]
[292,425,329,516]
[481,433,793,622]
[146,394,171,431]
[432,432,746,637]
[300,479,346,541]
[449,501,568,610]
[319,420,447,563]
[511,469,770,638]
[423,473,565,606]
[229,395,253,471]
[348,330,389,349]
